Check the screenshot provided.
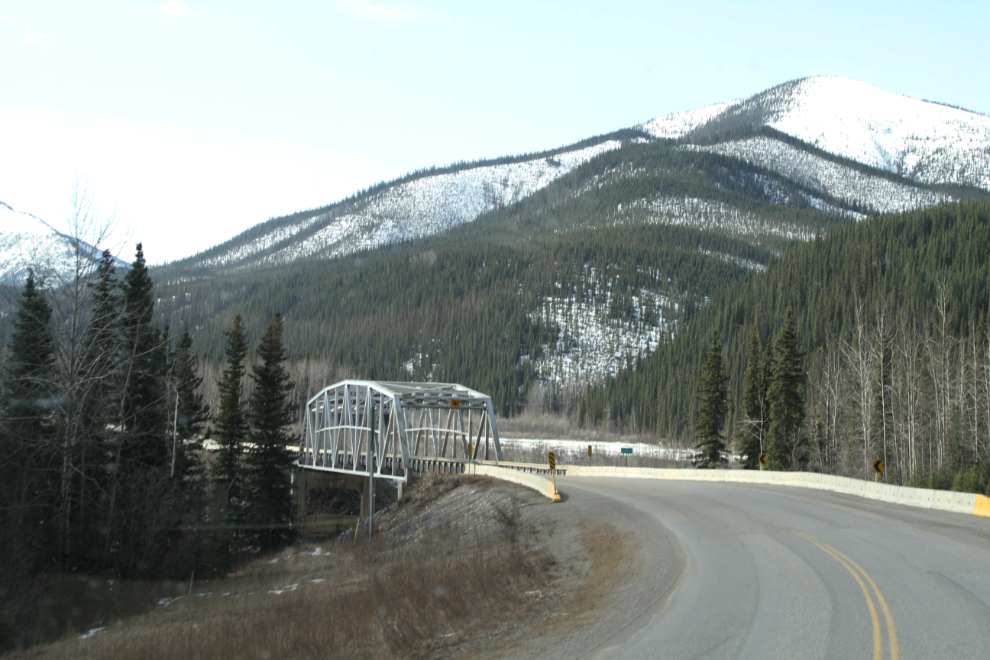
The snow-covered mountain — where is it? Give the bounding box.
[0,201,118,287]
[641,76,990,191]
[186,139,624,272]
[169,76,988,277]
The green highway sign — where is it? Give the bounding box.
[621,447,633,455]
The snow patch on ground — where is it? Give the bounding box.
[529,267,670,386]
[499,437,696,462]
[199,215,324,268]
[78,627,107,640]
[699,248,765,271]
[612,195,818,242]
[638,100,738,139]
[269,584,299,595]
[686,136,951,214]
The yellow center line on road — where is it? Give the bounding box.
[795,531,899,660]
[826,542,900,660]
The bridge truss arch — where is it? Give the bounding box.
[301,380,503,482]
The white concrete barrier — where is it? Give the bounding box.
[468,463,560,502]
[564,465,989,518]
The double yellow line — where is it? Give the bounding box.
[795,531,899,660]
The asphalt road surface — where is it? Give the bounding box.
[552,476,990,660]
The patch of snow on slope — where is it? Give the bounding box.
[262,141,623,264]
[199,215,324,268]
[686,137,950,214]
[608,195,817,243]
[766,77,990,191]
[638,100,737,139]
[205,141,622,269]
[530,270,669,386]
[580,165,846,235]
[699,248,765,272]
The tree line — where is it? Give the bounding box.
[586,200,990,494]
[0,244,298,650]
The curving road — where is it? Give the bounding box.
[546,476,990,660]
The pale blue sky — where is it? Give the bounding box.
[1,0,987,263]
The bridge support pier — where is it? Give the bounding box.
[295,468,374,536]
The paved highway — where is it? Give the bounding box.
[552,476,990,660]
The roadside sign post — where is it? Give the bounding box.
[873,459,884,482]
[548,452,557,496]
[620,446,632,467]
[759,453,768,470]
[588,445,592,459]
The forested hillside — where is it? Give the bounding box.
[153,135,878,411]
[581,200,990,487]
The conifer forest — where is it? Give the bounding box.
[0,245,298,647]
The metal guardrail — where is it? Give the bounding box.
[404,457,568,477]
[293,451,567,478]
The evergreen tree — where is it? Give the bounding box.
[103,244,181,578]
[202,314,250,572]
[78,249,122,460]
[693,330,727,468]
[119,243,167,470]
[169,327,209,483]
[212,314,249,506]
[739,326,767,469]
[71,250,122,569]
[0,270,57,569]
[244,314,298,552]
[1,270,56,453]
[766,309,806,469]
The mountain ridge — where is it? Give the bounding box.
[158,76,990,278]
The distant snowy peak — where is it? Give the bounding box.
[0,200,59,237]
[639,76,990,191]
[0,201,117,287]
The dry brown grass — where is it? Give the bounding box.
[9,479,548,660]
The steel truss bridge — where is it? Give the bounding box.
[300,380,503,482]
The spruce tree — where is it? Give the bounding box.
[202,315,251,572]
[693,330,727,468]
[79,249,122,447]
[119,243,167,470]
[739,326,767,469]
[244,314,298,552]
[1,270,56,452]
[169,327,209,483]
[73,250,122,568]
[212,314,249,506]
[0,270,57,569]
[766,309,806,470]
